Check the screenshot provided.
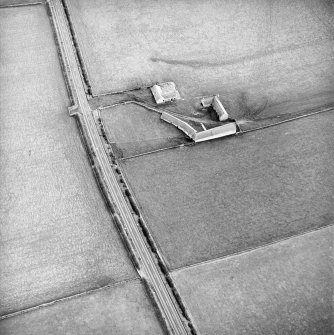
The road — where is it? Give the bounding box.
[48,1,188,334]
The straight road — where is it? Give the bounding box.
[48,1,188,334]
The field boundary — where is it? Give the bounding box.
[120,105,334,161]
[171,223,334,273]
[0,277,139,321]
[0,1,43,8]
[93,85,154,97]
[239,105,334,134]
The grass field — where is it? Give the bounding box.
[100,103,186,158]
[0,279,165,335]
[172,226,333,335]
[0,5,136,316]
[68,0,334,119]
[121,112,334,269]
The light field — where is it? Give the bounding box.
[68,0,334,119]
[0,279,165,335]
[172,226,334,335]
[0,5,136,316]
[121,112,334,269]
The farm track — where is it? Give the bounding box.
[48,1,188,334]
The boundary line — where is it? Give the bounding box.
[171,223,334,273]
[0,1,44,9]
[239,106,334,134]
[0,278,139,321]
[120,106,334,161]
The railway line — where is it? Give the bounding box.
[48,1,188,334]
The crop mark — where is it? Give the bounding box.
[150,35,334,69]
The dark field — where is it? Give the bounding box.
[0,5,136,316]
[121,112,334,269]
[0,279,165,335]
[68,0,334,120]
[172,226,334,335]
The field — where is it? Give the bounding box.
[68,0,334,120]
[100,103,186,158]
[172,226,333,335]
[0,279,165,335]
[0,4,137,316]
[121,112,334,269]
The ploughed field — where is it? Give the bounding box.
[0,4,165,334]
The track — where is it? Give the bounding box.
[48,1,188,334]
